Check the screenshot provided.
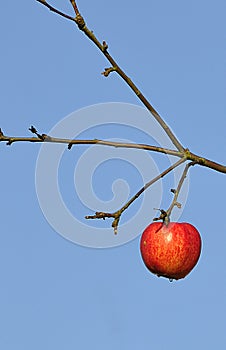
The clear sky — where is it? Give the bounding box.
[0,1,226,349]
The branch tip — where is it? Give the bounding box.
[6,140,13,146]
[112,216,120,235]
[29,125,37,134]
[101,67,116,77]
[175,202,182,208]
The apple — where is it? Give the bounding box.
[140,222,202,280]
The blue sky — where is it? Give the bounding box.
[0,1,226,349]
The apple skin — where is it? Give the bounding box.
[140,222,202,280]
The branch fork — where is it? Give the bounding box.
[9,1,224,234]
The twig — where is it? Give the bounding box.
[85,157,186,234]
[35,1,226,173]
[36,0,75,21]
[1,127,226,173]
[7,2,225,234]
[36,0,184,152]
[166,161,196,218]
[0,126,182,157]
[69,0,80,16]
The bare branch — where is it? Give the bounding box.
[0,127,182,157]
[85,157,186,234]
[4,1,225,234]
[36,0,75,21]
[36,0,184,152]
[35,1,226,175]
[166,161,196,218]
[69,0,80,16]
[118,157,187,215]
[1,127,226,173]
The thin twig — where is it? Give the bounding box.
[69,0,79,16]
[0,127,182,157]
[36,0,184,152]
[166,161,196,218]
[119,158,187,215]
[35,0,226,175]
[85,157,186,234]
[1,127,226,173]
[36,0,75,21]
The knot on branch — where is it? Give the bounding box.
[6,139,13,146]
[102,41,108,52]
[68,142,73,150]
[75,14,86,29]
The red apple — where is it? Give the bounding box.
[140,222,201,280]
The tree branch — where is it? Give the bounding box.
[166,161,196,218]
[85,157,186,234]
[0,126,182,157]
[1,127,226,173]
[35,1,226,174]
[36,0,184,152]
[36,0,75,21]
[5,2,225,234]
